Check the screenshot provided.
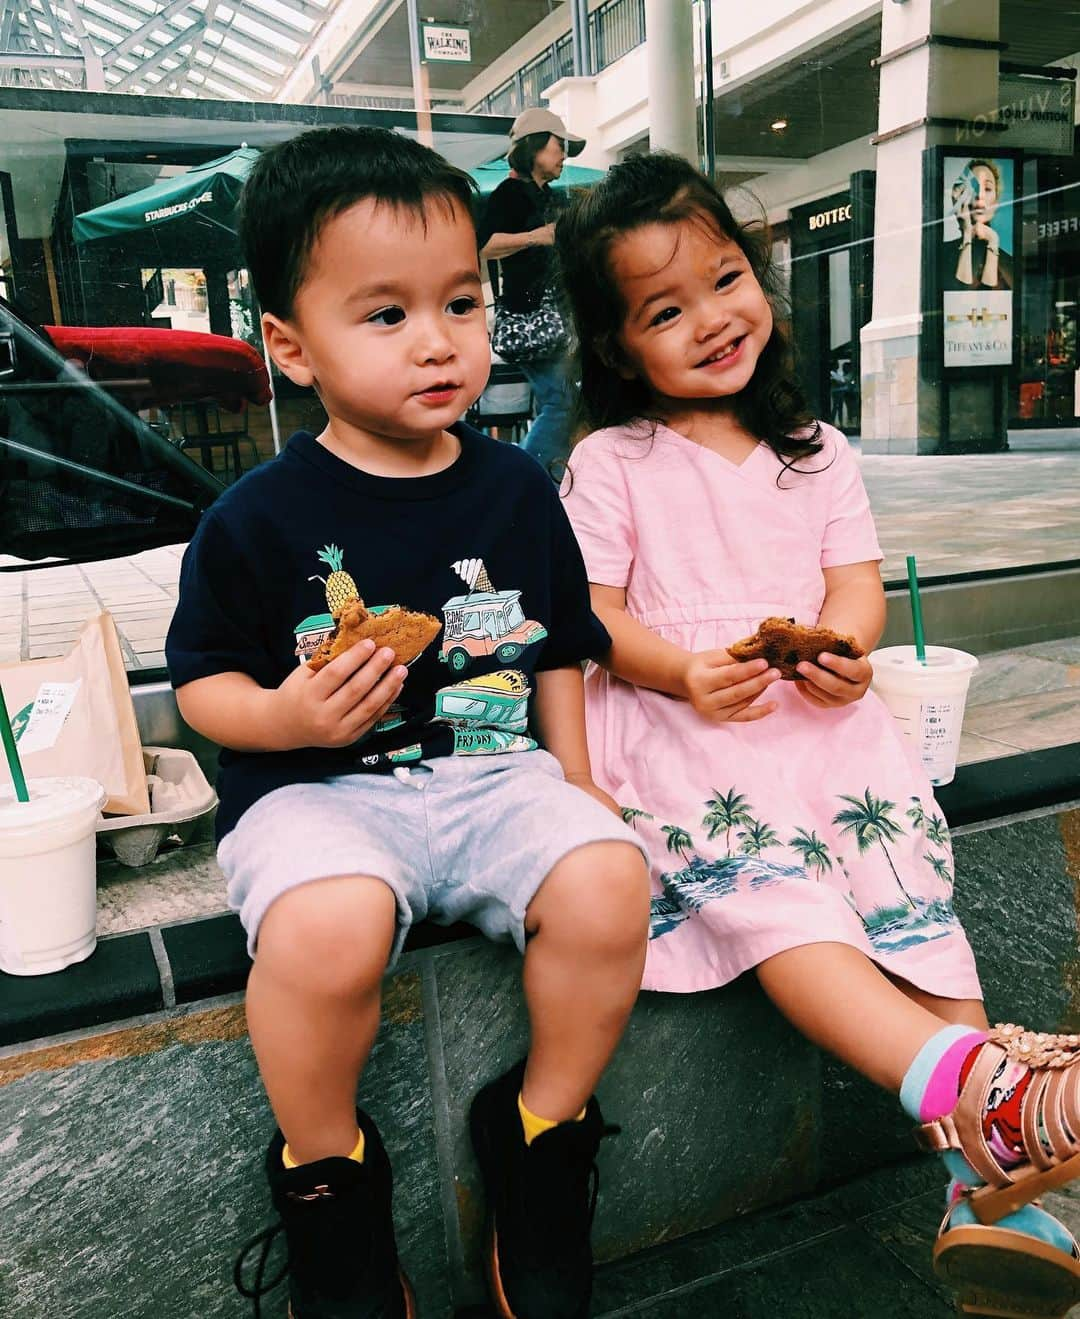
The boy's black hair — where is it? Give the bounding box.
[238,125,478,320]
[554,152,823,468]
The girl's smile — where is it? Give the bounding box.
[695,334,747,370]
[610,216,774,408]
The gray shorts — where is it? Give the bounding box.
[218,750,647,964]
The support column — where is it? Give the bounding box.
[861,0,1005,454]
[405,0,432,146]
[644,0,697,162]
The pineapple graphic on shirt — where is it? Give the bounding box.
[311,544,360,619]
[294,544,361,663]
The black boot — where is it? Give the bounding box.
[234,1109,415,1319]
[469,1060,617,1319]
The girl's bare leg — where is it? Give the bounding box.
[755,942,983,1092]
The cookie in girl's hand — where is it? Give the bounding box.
[727,616,864,680]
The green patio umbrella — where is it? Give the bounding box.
[469,159,606,195]
[72,146,259,243]
[71,146,280,451]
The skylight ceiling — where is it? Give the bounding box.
[0,0,337,100]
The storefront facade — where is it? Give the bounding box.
[788,174,876,434]
[1016,146,1080,426]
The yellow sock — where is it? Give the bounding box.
[282,1127,365,1169]
[518,1091,587,1147]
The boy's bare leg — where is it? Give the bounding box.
[755,942,985,1092]
[246,874,397,1164]
[520,841,650,1120]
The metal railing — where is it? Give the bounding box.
[473,0,646,115]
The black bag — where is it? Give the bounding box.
[491,287,569,364]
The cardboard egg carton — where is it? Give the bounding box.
[96,746,217,867]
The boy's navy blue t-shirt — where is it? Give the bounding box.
[166,423,610,841]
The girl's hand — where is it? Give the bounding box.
[270,639,407,749]
[794,652,873,709]
[683,651,780,723]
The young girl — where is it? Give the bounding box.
[557,152,1080,1318]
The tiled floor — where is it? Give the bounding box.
[0,543,181,670]
[589,1160,1080,1318]
[958,634,1080,765]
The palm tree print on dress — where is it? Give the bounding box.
[788,828,834,878]
[621,806,654,830]
[833,789,916,909]
[702,788,754,855]
[827,789,959,953]
[906,797,928,830]
[737,819,781,857]
[661,824,695,865]
[926,813,951,848]
[924,852,953,886]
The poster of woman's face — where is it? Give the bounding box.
[942,155,1014,366]
[943,157,1014,257]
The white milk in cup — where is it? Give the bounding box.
[0,776,105,975]
[869,647,978,787]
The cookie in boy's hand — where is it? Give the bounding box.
[307,598,442,672]
[727,616,864,681]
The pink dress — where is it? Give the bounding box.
[562,421,981,998]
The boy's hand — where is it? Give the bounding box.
[794,653,873,709]
[683,650,780,723]
[564,771,622,819]
[270,639,407,750]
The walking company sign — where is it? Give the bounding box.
[421,24,470,63]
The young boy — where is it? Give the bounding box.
[165,126,650,1319]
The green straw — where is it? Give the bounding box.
[906,554,927,665]
[0,681,28,802]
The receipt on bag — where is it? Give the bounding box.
[15,680,82,755]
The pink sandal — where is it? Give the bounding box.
[916,1025,1080,1224]
[917,1025,1080,1317]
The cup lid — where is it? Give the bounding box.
[870,645,979,674]
[0,776,106,827]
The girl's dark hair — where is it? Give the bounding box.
[238,125,477,320]
[507,131,554,177]
[555,152,822,465]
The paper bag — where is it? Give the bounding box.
[1,612,149,815]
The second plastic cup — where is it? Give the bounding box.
[869,646,979,787]
[0,775,105,976]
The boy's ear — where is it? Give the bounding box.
[261,313,315,388]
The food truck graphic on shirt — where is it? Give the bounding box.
[438,558,547,673]
[432,669,538,756]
